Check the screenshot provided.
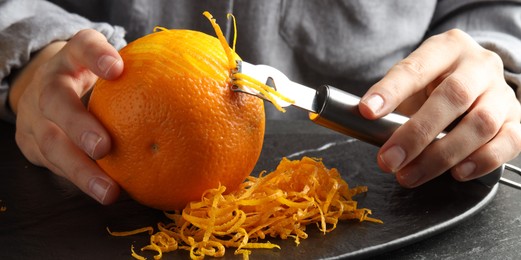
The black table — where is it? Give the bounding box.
[1,119,520,259]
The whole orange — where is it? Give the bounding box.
[88,28,265,210]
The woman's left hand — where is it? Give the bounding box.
[359,29,521,188]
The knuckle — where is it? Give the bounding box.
[443,28,469,42]
[482,49,503,68]
[394,58,425,80]
[406,119,434,145]
[485,145,503,167]
[438,150,458,168]
[60,159,84,183]
[68,30,98,53]
[507,123,521,151]
[67,29,108,64]
[475,49,504,76]
[431,141,459,168]
[429,29,467,46]
[471,108,501,137]
[441,76,472,108]
[15,131,32,157]
[38,127,62,159]
[37,87,64,120]
[14,131,27,150]
[38,89,51,115]
[72,29,100,43]
[15,131,44,167]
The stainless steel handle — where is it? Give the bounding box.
[310,85,518,189]
[310,85,409,147]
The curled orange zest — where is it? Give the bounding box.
[226,13,238,52]
[131,245,147,260]
[106,226,154,236]
[203,11,236,70]
[110,156,381,260]
[203,11,293,113]
[233,73,295,112]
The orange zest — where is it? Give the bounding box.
[107,227,154,237]
[203,11,236,70]
[111,157,381,260]
[227,13,238,51]
[202,11,294,113]
[233,73,295,112]
[131,245,147,260]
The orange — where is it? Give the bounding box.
[88,23,265,210]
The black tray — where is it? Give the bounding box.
[0,120,500,259]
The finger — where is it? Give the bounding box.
[36,29,122,159]
[33,119,120,205]
[16,98,119,204]
[17,130,68,176]
[54,29,123,81]
[38,74,111,159]
[359,29,475,119]
[452,122,521,182]
[376,40,504,175]
[393,90,508,187]
[376,64,489,174]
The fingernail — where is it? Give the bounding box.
[89,177,111,204]
[363,94,384,114]
[456,161,476,180]
[97,55,121,78]
[81,131,102,159]
[380,145,406,172]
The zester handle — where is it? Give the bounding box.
[309,85,410,147]
[309,85,509,189]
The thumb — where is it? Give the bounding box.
[58,29,124,81]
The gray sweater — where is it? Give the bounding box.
[1,0,521,120]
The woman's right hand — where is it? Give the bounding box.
[10,29,124,204]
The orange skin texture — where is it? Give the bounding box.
[89,29,265,210]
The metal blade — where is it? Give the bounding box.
[236,61,318,113]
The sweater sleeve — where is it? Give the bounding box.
[430,0,521,99]
[0,0,126,122]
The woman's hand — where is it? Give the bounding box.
[10,29,124,204]
[359,29,521,187]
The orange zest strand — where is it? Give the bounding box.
[203,11,236,70]
[107,226,154,236]
[109,157,382,260]
[226,13,238,52]
[233,73,295,112]
[203,11,294,113]
[152,26,168,33]
[131,245,147,260]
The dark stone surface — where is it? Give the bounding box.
[0,119,519,259]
